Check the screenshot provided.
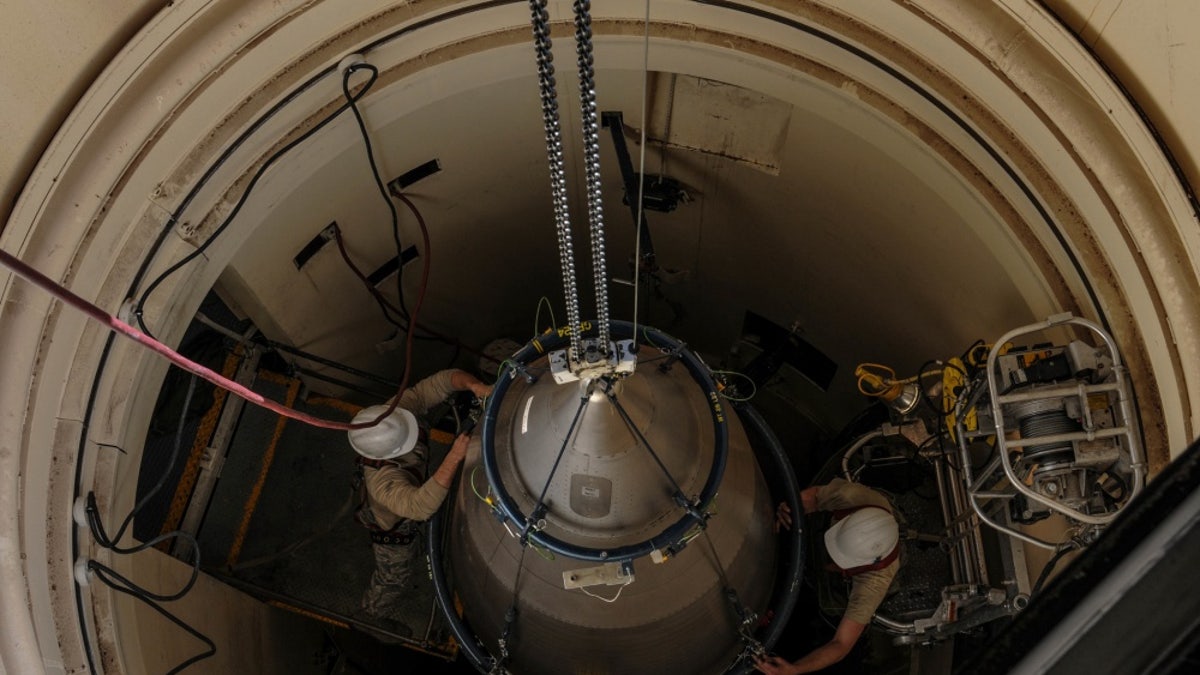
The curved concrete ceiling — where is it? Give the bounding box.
[3,1,1199,672]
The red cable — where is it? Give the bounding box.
[333,218,490,361]
[0,247,375,431]
[372,190,434,421]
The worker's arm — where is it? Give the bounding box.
[429,433,469,489]
[774,485,821,533]
[367,434,469,521]
[753,616,866,674]
[449,369,492,399]
[800,485,820,513]
[397,369,491,415]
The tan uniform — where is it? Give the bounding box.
[359,369,462,621]
[815,478,900,625]
[362,369,461,529]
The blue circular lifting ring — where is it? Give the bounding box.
[481,320,729,563]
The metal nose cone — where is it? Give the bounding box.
[441,322,789,675]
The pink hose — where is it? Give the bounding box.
[1,248,360,431]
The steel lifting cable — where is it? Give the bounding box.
[699,527,765,659]
[572,0,612,351]
[529,0,615,360]
[529,0,584,358]
[631,0,651,345]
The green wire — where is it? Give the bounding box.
[642,324,659,348]
[496,358,514,381]
[469,465,492,505]
[712,369,756,402]
[528,538,556,561]
[533,296,558,337]
[472,463,554,560]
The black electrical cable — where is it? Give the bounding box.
[328,162,493,361]
[85,543,201,601]
[341,63,413,324]
[917,359,966,418]
[134,60,428,430]
[97,376,198,547]
[329,225,462,347]
[134,72,380,340]
[88,561,216,675]
[84,374,202,599]
[331,226,409,330]
[124,1,519,305]
[127,55,453,436]
[1031,544,1077,596]
[83,374,212,673]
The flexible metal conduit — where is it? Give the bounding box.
[725,402,805,673]
[427,508,496,673]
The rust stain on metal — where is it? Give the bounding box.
[256,368,291,386]
[266,600,350,628]
[46,420,89,672]
[158,350,241,542]
[225,375,300,567]
[306,395,362,417]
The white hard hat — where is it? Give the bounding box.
[824,507,900,570]
[347,405,419,460]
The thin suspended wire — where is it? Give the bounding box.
[632,0,651,344]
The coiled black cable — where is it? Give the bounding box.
[133,70,380,340]
[84,375,214,673]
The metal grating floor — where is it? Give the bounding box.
[811,456,952,623]
[190,370,457,657]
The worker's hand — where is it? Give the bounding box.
[432,433,471,489]
[774,502,792,534]
[470,382,493,399]
[447,433,470,464]
[753,654,796,675]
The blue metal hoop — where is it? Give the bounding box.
[480,320,729,562]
